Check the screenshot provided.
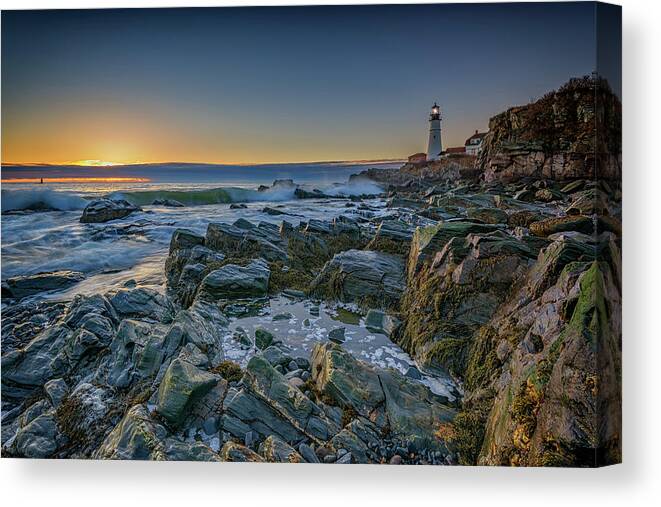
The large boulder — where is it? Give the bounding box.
[449,233,621,467]
[80,199,141,223]
[310,342,384,417]
[196,259,270,300]
[12,412,61,458]
[165,300,229,360]
[222,388,306,444]
[156,358,220,428]
[529,215,594,237]
[206,222,287,262]
[95,403,221,461]
[310,250,405,309]
[165,233,226,308]
[365,221,414,256]
[94,404,168,460]
[408,222,501,277]
[243,355,338,442]
[221,355,341,446]
[103,319,174,388]
[2,270,85,299]
[109,287,175,323]
[310,342,456,451]
[397,229,535,374]
[1,324,71,399]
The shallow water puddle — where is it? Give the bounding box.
[221,295,460,402]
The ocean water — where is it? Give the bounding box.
[1,161,398,290]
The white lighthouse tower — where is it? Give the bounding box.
[426,102,442,161]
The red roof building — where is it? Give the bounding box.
[465,130,487,155]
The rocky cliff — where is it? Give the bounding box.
[478,75,621,183]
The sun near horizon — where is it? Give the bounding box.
[68,159,125,167]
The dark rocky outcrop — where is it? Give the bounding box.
[456,234,621,467]
[310,249,405,310]
[80,199,141,223]
[311,342,456,452]
[196,259,270,300]
[478,76,621,183]
[2,270,85,299]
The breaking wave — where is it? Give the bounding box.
[1,179,384,213]
[1,189,89,213]
[111,180,383,207]
[109,185,300,206]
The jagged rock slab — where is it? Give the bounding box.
[221,441,264,462]
[109,287,175,323]
[242,355,339,442]
[156,358,220,428]
[311,342,456,451]
[311,342,384,417]
[196,258,270,300]
[259,435,303,463]
[2,270,85,299]
[310,249,405,309]
[408,221,502,276]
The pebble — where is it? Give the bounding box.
[244,430,256,448]
[298,443,320,463]
[328,327,346,343]
[202,417,217,435]
[336,452,352,464]
[389,455,403,465]
[294,357,310,370]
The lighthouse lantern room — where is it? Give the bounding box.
[426,102,443,161]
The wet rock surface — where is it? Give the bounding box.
[80,198,142,223]
[1,76,620,466]
[2,270,85,300]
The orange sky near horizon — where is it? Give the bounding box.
[1,102,436,166]
[1,5,602,167]
[1,97,432,166]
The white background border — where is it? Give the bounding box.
[1,0,659,505]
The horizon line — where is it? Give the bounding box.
[0,157,407,168]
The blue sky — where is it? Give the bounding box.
[1,3,607,164]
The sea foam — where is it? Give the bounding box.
[1,189,89,213]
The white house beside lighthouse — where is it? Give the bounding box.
[426,102,442,161]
